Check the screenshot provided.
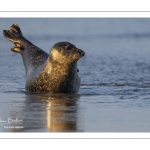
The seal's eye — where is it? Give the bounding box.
[67,46,72,50]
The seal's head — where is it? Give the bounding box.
[49,42,85,65]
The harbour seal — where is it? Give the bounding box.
[3,23,85,93]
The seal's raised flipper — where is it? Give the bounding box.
[3,23,24,53]
[3,23,49,75]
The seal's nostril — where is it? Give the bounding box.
[77,48,82,52]
[81,51,85,56]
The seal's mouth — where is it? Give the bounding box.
[77,49,85,57]
[71,49,85,63]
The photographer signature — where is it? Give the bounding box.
[0,118,23,125]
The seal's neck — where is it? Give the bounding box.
[48,58,78,76]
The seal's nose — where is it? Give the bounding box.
[77,49,85,57]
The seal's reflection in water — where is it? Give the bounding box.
[20,93,80,132]
[46,94,79,132]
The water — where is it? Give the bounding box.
[0,18,150,132]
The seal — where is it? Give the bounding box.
[3,23,85,93]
